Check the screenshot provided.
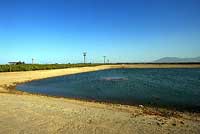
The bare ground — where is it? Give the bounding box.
[0,64,200,134]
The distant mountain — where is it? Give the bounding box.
[154,57,200,63]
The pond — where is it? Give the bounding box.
[16,68,200,111]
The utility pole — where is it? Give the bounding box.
[107,59,109,64]
[83,52,87,64]
[32,58,34,64]
[103,56,106,64]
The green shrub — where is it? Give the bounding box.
[0,64,102,72]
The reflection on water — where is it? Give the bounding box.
[16,68,200,111]
[100,76,128,81]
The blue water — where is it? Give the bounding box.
[16,68,200,111]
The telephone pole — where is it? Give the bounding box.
[32,58,34,64]
[103,56,106,64]
[83,52,87,64]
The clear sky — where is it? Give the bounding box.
[0,0,200,64]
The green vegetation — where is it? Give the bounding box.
[0,64,102,72]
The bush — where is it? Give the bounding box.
[0,64,102,72]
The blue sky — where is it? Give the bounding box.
[0,0,200,64]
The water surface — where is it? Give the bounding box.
[16,68,200,111]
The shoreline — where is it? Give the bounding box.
[1,64,200,134]
[1,64,200,92]
[1,64,200,113]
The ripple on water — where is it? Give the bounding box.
[100,77,128,81]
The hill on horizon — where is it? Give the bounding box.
[154,56,200,63]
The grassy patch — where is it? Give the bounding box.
[0,64,102,72]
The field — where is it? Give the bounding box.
[0,64,102,72]
[1,63,200,72]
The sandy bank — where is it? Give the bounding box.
[0,64,200,134]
